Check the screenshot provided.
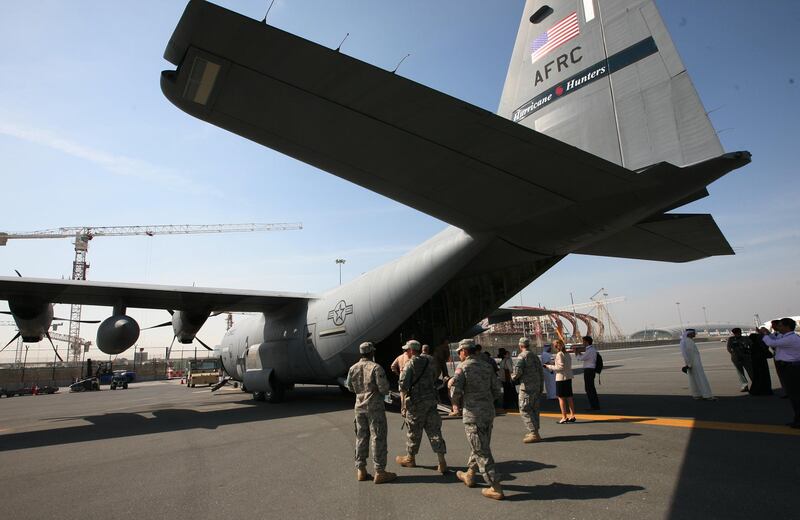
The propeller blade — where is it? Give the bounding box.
[211,378,229,392]
[1,332,21,352]
[142,320,172,331]
[44,332,64,362]
[195,336,213,351]
[14,270,21,277]
[52,316,101,324]
[167,310,174,316]
[0,311,12,315]
[166,335,177,360]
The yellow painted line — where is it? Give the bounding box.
[502,411,800,436]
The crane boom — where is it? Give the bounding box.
[0,222,302,242]
[557,296,625,312]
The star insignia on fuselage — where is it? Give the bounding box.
[327,300,353,326]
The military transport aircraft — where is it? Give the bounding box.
[0,0,750,401]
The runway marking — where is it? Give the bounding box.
[505,412,800,436]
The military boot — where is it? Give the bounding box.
[436,453,448,474]
[373,470,397,484]
[395,454,416,467]
[523,430,542,443]
[456,469,476,487]
[356,467,370,481]
[481,483,505,500]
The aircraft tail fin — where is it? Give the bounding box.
[498,0,723,171]
[575,213,733,263]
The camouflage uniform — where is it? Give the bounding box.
[451,355,502,485]
[346,357,391,471]
[399,353,446,455]
[512,350,544,433]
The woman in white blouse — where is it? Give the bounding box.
[544,339,576,423]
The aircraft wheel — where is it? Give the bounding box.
[253,391,266,402]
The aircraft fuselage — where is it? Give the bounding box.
[219,227,486,392]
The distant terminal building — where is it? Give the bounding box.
[629,323,754,341]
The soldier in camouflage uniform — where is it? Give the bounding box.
[451,339,504,500]
[512,337,544,443]
[395,340,448,473]
[345,341,397,484]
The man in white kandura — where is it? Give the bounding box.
[680,329,716,401]
[540,344,557,400]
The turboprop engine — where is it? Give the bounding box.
[140,309,213,355]
[172,309,210,344]
[6,299,53,342]
[1,298,99,359]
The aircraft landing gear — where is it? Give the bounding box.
[265,374,286,403]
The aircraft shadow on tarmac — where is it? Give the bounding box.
[0,386,353,452]
[541,392,796,519]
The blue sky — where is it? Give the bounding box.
[1,1,798,362]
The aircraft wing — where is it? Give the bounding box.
[575,213,734,263]
[0,277,314,312]
[161,0,656,236]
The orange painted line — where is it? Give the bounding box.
[501,411,800,436]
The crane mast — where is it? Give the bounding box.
[1,223,302,361]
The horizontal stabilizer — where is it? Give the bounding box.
[575,213,733,263]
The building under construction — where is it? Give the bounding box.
[476,294,626,351]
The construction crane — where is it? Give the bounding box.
[0,223,302,361]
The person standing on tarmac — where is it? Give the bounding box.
[726,328,754,392]
[512,337,544,443]
[395,340,448,473]
[575,335,601,410]
[451,339,504,500]
[345,341,397,484]
[498,348,518,410]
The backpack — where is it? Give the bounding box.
[595,352,604,374]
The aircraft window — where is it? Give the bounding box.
[183,56,220,105]
[530,5,553,24]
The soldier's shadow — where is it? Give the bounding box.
[399,459,554,485]
[503,481,645,501]
[496,459,557,481]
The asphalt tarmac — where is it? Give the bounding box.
[0,343,796,520]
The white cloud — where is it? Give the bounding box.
[0,120,221,197]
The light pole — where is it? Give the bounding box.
[702,306,709,334]
[675,302,683,329]
[335,258,346,285]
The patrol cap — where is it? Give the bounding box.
[456,338,476,353]
[404,340,421,352]
[359,342,375,354]
[518,337,530,347]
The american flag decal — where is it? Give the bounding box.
[530,12,580,64]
